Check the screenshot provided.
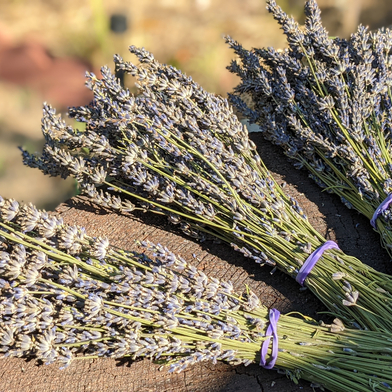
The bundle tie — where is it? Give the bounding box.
[296,240,340,286]
[370,194,392,228]
[260,308,280,369]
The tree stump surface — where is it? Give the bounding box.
[1,133,390,392]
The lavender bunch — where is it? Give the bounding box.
[227,0,392,255]
[21,46,392,332]
[1,197,392,392]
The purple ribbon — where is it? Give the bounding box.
[260,308,280,369]
[296,240,340,286]
[370,194,392,229]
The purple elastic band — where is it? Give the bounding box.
[370,194,392,228]
[260,308,280,369]
[296,240,340,286]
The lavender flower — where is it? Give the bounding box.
[20,45,392,333]
[227,0,392,256]
[0,197,392,392]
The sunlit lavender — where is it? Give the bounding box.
[20,43,392,333]
[1,196,392,391]
[227,0,392,255]
[0,196,263,370]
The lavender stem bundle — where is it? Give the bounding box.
[226,0,392,256]
[21,46,392,332]
[1,197,392,392]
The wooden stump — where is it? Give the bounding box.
[0,133,390,392]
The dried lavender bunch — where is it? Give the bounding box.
[227,0,392,255]
[21,46,392,332]
[1,197,392,392]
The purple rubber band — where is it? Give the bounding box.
[296,240,340,286]
[370,194,392,228]
[260,308,280,369]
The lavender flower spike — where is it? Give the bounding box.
[0,196,392,392]
[227,0,392,256]
[21,45,392,333]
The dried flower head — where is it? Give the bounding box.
[0,196,392,392]
[227,0,392,255]
[20,44,392,333]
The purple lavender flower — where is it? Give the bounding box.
[19,44,392,333]
[227,0,392,255]
[0,197,392,391]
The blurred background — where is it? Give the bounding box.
[0,0,391,210]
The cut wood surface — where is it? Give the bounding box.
[0,133,390,392]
